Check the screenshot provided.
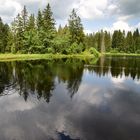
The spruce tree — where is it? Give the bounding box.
[126,31,134,52]
[104,31,111,52]
[42,3,56,48]
[37,10,43,30]
[68,9,85,45]
[22,5,28,31]
[133,28,140,52]
[0,18,9,53]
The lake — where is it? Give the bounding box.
[0,56,140,140]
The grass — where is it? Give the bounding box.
[0,53,98,62]
[103,52,140,57]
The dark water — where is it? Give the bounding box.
[0,56,140,140]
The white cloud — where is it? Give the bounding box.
[0,0,22,22]
[77,0,108,19]
[103,20,140,33]
[0,0,139,32]
[112,21,131,31]
[103,20,132,32]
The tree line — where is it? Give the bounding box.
[0,3,140,54]
[85,29,140,53]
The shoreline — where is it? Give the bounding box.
[103,53,140,57]
[0,53,140,62]
[0,54,98,61]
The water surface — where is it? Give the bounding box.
[0,56,140,140]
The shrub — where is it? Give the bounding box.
[89,47,99,57]
[46,47,55,54]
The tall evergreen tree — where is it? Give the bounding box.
[0,18,9,52]
[37,10,43,30]
[133,28,140,52]
[22,5,28,31]
[104,31,111,52]
[42,3,56,48]
[68,9,85,45]
[27,14,35,30]
[126,31,134,52]
[14,14,24,52]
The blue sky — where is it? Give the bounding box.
[0,0,140,33]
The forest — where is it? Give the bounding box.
[0,3,140,55]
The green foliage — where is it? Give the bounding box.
[0,3,140,56]
[46,47,55,54]
[136,49,140,54]
[112,30,125,51]
[0,18,9,53]
[104,31,111,52]
[110,49,119,53]
[89,47,99,57]
[68,42,84,54]
[68,9,85,45]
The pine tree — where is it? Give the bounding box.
[22,5,28,31]
[37,10,43,30]
[126,31,134,52]
[42,3,56,48]
[27,14,35,30]
[112,30,118,49]
[133,28,140,52]
[0,18,9,53]
[104,31,111,52]
[43,3,56,32]
[112,30,125,52]
[14,14,24,52]
[68,9,85,45]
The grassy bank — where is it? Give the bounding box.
[0,53,98,62]
[104,52,140,57]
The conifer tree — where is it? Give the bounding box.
[42,3,56,48]
[37,10,43,30]
[126,31,134,52]
[0,18,9,52]
[104,31,111,52]
[22,5,28,31]
[133,28,140,52]
[68,9,85,45]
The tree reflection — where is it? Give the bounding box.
[89,56,140,79]
[0,57,140,101]
[0,59,85,101]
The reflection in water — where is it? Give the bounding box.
[0,57,140,140]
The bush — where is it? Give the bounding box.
[46,47,55,54]
[89,47,99,57]
[69,42,84,54]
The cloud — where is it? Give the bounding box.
[103,20,140,33]
[0,0,139,32]
[77,0,108,19]
[0,0,22,22]
[117,0,140,18]
[112,20,131,31]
